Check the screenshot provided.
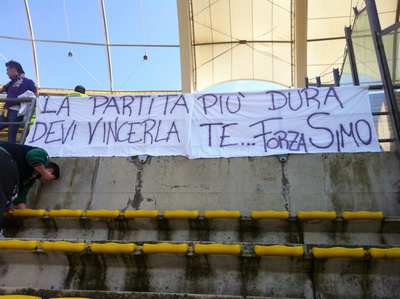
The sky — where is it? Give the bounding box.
[0,0,285,93]
[0,0,181,91]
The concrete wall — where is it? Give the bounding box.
[34,152,400,215]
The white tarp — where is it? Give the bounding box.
[26,86,381,158]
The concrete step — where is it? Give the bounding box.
[3,151,400,298]
[0,288,300,299]
[0,240,398,298]
[5,213,400,246]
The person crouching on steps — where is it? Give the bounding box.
[0,142,59,227]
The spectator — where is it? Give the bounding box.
[69,85,87,97]
[0,142,59,229]
[0,61,38,143]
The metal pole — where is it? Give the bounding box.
[177,0,194,93]
[365,0,400,143]
[304,77,309,88]
[353,7,359,17]
[20,98,36,144]
[333,68,340,86]
[23,0,40,87]
[344,26,360,85]
[316,76,321,87]
[294,0,308,87]
[99,0,113,92]
[391,28,398,82]
[391,0,400,81]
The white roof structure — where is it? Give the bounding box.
[185,0,398,91]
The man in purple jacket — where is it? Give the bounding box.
[0,61,38,143]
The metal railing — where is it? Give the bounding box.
[0,97,36,144]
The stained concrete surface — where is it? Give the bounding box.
[33,153,400,215]
[3,152,400,298]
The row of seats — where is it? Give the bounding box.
[9,209,385,221]
[0,240,398,258]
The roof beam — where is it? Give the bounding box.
[177,0,194,93]
[23,0,40,87]
[99,0,113,92]
[294,0,308,87]
[0,35,179,47]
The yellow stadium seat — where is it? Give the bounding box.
[164,210,199,219]
[41,241,87,253]
[123,210,159,218]
[142,243,189,254]
[369,248,400,259]
[312,247,365,259]
[251,210,289,219]
[10,209,47,217]
[90,242,136,254]
[194,243,241,255]
[48,209,84,218]
[85,210,120,218]
[0,296,41,299]
[342,211,384,220]
[0,240,38,251]
[204,210,240,218]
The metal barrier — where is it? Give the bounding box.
[0,97,36,144]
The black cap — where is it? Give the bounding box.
[74,85,86,94]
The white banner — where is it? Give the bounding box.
[26,86,381,157]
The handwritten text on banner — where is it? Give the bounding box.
[26,86,380,157]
